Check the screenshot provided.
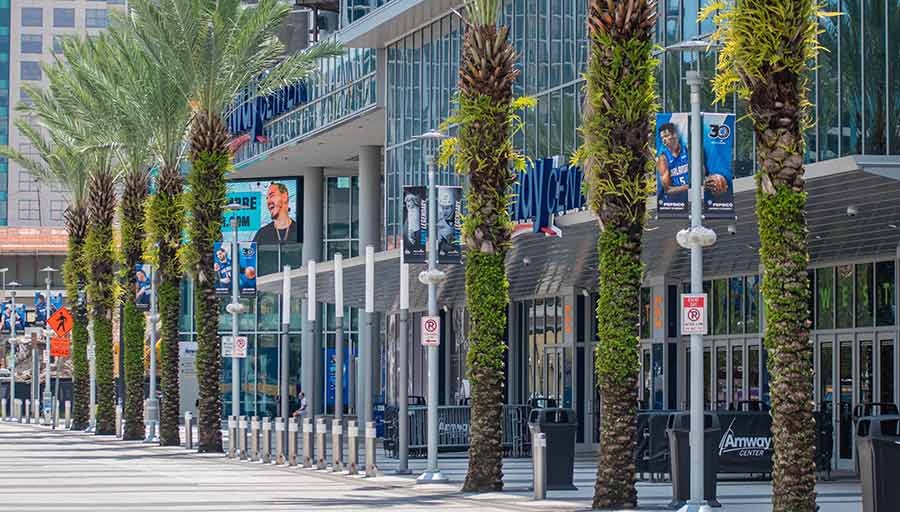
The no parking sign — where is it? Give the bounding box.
[421,316,440,347]
[681,294,707,335]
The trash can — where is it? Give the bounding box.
[856,415,900,512]
[528,408,577,490]
[667,412,721,508]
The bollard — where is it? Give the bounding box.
[14,399,22,422]
[302,418,313,468]
[184,411,194,450]
[250,416,260,461]
[261,417,272,464]
[115,405,123,438]
[64,401,71,429]
[533,432,546,500]
[274,418,285,464]
[347,420,359,475]
[1,398,5,420]
[227,416,237,458]
[34,400,40,424]
[315,416,327,470]
[365,421,378,477]
[331,418,343,472]
[288,417,299,466]
[25,399,30,424]
[238,416,249,460]
[51,398,58,429]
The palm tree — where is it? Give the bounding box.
[106,15,194,447]
[440,0,522,492]
[128,0,341,452]
[576,1,658,508]
[0,121,90,430]
[704,2,821,510]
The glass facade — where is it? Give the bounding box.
[0,0,7,225]
[343,0,389,25]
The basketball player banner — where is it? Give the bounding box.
[655,112,735,219]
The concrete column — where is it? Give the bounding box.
[357,146,381,426]
[302,167,323,417]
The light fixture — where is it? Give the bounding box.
[846,205,858,217]
[889,224,897,229]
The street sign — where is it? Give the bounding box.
[50,337,70,358]
[681,294,707,335]
[222,335,248,358]
[48,307,73,337]
[421,316,440,347]
[87,344,95,361]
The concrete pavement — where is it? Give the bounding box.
[0,422,862,511]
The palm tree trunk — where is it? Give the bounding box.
[121,170,149,440]
[64,204,90,430]
[151,162,185,447]
[188,110,230,453]
[86,168,118,435]
[752,71,816,512]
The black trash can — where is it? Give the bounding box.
[667,412,721,508]
[856,415,900,512]
[528,408,577,490]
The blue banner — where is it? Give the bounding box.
[326,346,357,407]
[134,264,152,310]
[701,113,736,218]
[214,241,257,296]
[655,113,691,217]
[34,292,48,326]
[223,179,301,244]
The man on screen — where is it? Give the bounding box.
[253,182,297,244]
[656,122,690,208]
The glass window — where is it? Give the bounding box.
[816,267,834,329]
[856,263,874,327]
[880,340,894,404]
[748,345,760,401]
[704,348,711,409]
[746,275,760,333]
[18,169,38,191]
[729,277,744,334]
[21,8,42,27]
[817,0,839,160]
[20,34,41,54]
[859,341,874,403]
[839,2,861,155]
[257,292,279,331]
[732,345,743,403]
[17,199,39,220]
[835,264,853,329]
[52,35,64,54]
[713,279,728,335]
[50,200,65,221]
[85,8,108,28]
[820,341,833,410]
[863,0,887,154]
[20,61,41,81]
[641,349,651,407]
[640,287,651,339]
[53,8,75,28]
[875,261,895,326]
[716,346,727,408]
[652,343,664,409]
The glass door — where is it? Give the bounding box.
[836,337,855,470]
[542,346,570,407]
[878,335,896,406]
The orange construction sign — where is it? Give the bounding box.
[50,337,70,358]
[49,307,73,337]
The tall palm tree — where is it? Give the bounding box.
[440,0,522,492]
[128,0,341,452]
[106,15,194,447]
[576,1,658,508]
[704,2,822,510]
[0,121,90,430]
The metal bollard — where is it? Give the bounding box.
[331,418,343,472]
[14,399,22,422]
[365,421,378,477]
[115,405,123,438]
[25,399,30,424]
[302,418,314,468]
[238,416,249,460]
[227,416,237,458]
[52,398,58,429]
[288,417,299,466]
[261,417,272,464]
[347,420,359,475]
[1,398,6,420]
[65,401,71,429]
[533,432,546,500]
[274,418,285,464]
[315,416,327,470]
[249,416,260,461]
[184,412,194,450]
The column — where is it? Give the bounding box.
[357,146,381,425]
[302,167,323,417]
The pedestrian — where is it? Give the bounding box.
[292,391,307,418]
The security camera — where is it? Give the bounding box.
[522,257,531,267]
[846,205,858,217]
[727,224,737,236]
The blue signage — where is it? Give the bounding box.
[510,156,585,235]
[227,80,309,142]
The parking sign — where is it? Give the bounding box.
[421,316,440,347]
[681,294,707,335]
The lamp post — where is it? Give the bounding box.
[145,265,159,442]
[334,254,344,424]
[41,266,57,423]
[413,129,448,484]
[224,203,251,421]
[7,281,19,421]
[280,264,291,445]
[665,37,719,512]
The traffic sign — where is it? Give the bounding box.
[222,335,248,358]
[48,307,73,337]
[50,337,70,358]
[681,294,707,335]
[421,316,440,346]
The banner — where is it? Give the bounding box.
[223,178,302,244]
[50,293,62,314]
[326,346,357,407]
[436,186,462,264]
[655,113,690,217]
[402,186,427,264]
[701,112,736,218]
[214,241,258,296]
[34,292,48,326]
[716,412,773,474]
[1,301,26,334]
[134,264,152,310]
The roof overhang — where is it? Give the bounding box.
[337,0,463,48]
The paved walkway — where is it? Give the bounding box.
[0,422,862,511]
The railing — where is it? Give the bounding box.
[382,404,531,458]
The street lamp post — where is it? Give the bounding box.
[145,265,159,442]
[7,281,19,421]
[41,266,57,424]
[413,129,448,484]
[224,203,251,421]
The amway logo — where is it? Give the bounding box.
[718,418,772,457]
